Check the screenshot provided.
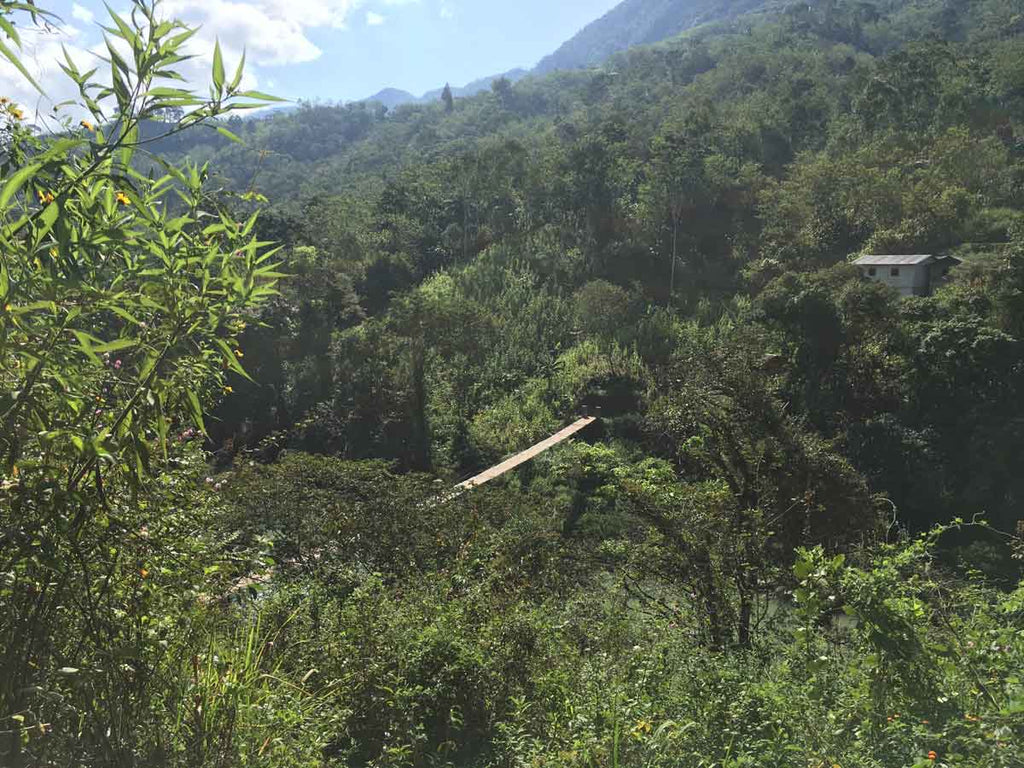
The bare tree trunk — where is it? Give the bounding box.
[737,579,752,649]
[462,198,468,263]
[410,335,431,472]
[670,218,678,301]
[697,553,728,651]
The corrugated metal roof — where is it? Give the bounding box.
[853,254,934,266]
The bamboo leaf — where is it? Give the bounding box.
[0,162,41,208]
[155,395,169,460]
[0,16,21,47]
[106,306,143,326]
[71,330,102,364]
[229,48,245,91]
[33,201,59,244]
[103,4,139,48]
[184,388,206,435]
[212,39,225,91]
[105,38,132,77]
[92,338,138,354]
[164,27,198,51]
[214,338,252,381]
[236,90,286,102]
[215,126,243,144]
[0,36,43,94]
[146,86,192,99]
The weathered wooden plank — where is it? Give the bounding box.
[455,416,597,491]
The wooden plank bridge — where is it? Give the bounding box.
[455,416,597,491]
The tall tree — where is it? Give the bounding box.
[641,122,708,300]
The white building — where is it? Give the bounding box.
[852,254,961,297]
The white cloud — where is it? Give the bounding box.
[160,0,348,66]
[71,3,95,24]
[1,0,420,116]
[0,22,98,125]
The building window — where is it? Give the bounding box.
[891,267,901,277]
[868,267,877,276]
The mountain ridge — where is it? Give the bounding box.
[360,0,768,105]
[362,68,529,108]
[535,0,769,74]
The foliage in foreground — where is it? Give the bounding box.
[0,0,285,764]
[211,454,1024,768]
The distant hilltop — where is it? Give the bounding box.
[362,68,529,108]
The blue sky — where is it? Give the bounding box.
[11,0,622,109]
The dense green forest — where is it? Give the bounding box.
[2,0,1024,765]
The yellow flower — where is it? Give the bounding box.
[140,568,149,579]
[80,119,95,132]
[36,190,55,204]
[223,385,234,394]
[234,349,244,358]
[3,303,11,312]
[9,107,24,121]
[115,191,131,206]
[631,719,652,737]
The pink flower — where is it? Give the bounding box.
[113,360,122,370]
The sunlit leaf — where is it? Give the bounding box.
[236,90,286,102]
[216,125,243,144]
[0,162,41,208]
[212,39,225,91]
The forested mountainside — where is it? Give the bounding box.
[3,0,1024,765]
[172,0,1024,536]
[535,0,771,73]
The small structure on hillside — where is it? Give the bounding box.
[853,254,961,297]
